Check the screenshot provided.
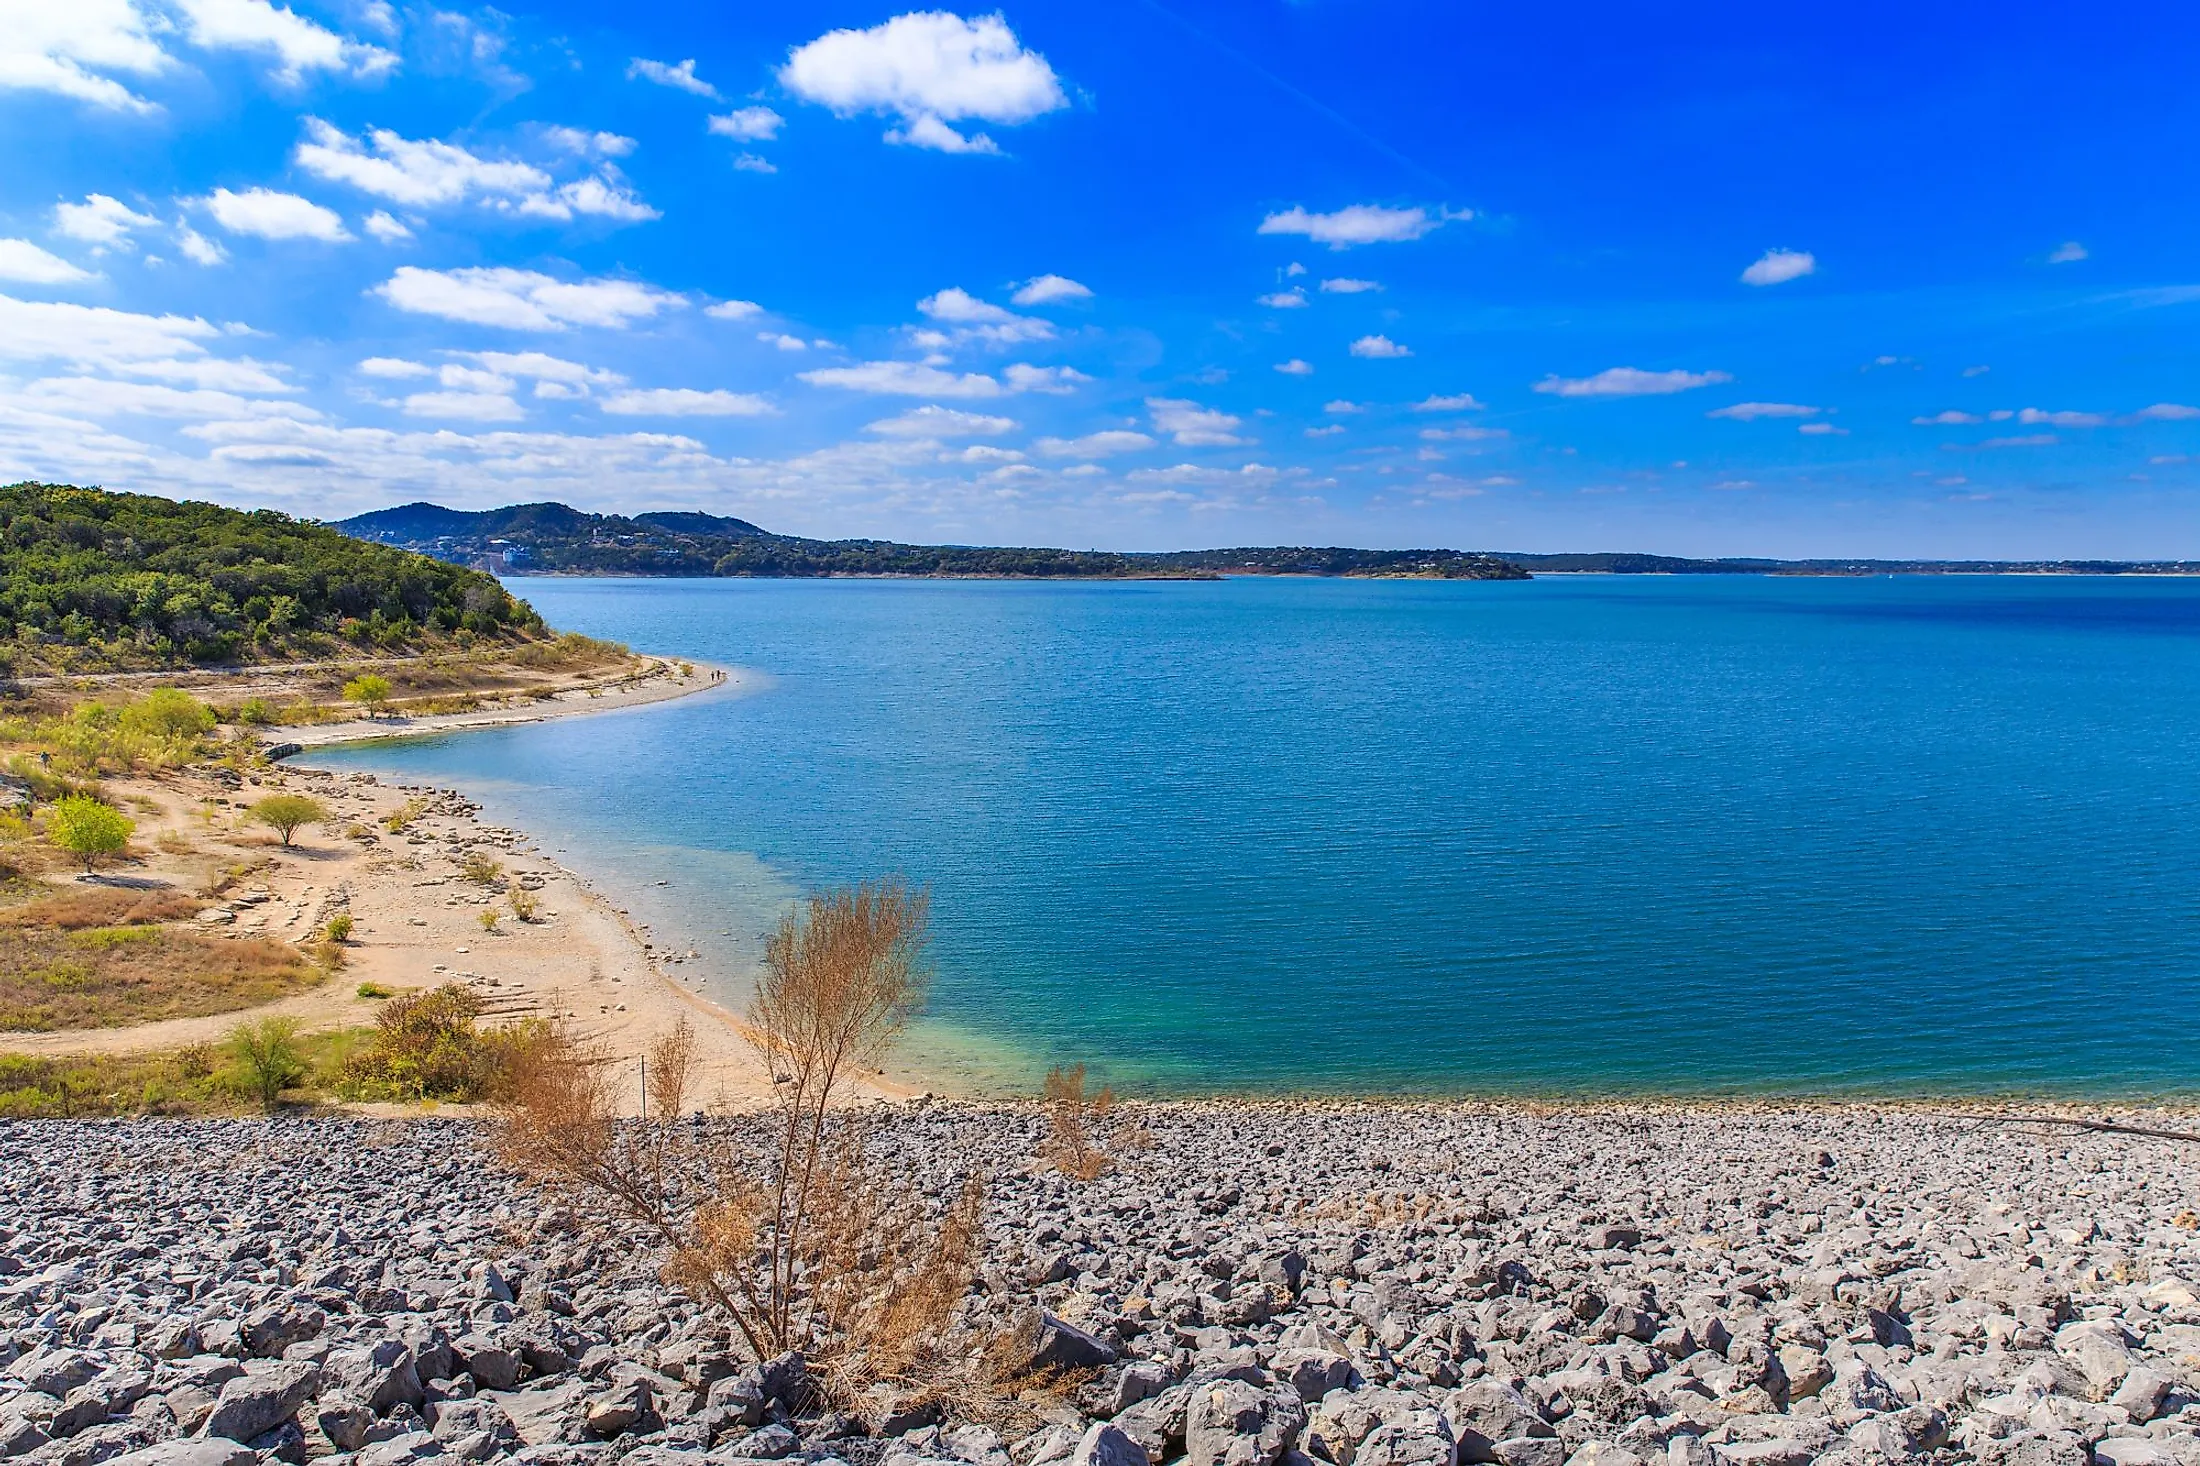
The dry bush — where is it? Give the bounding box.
[340,982,544,1101]
[508,887,539,922]
[500,879,986,1402]
[1041,1063,1115,1181]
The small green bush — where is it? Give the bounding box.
[226,1016,307,1108]
[46,794,134,873]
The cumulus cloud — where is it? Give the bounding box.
[1414,393,1483,411]
[1011,274,1089,306]
[1740,248,1815,287]
[1349,334,1410,359]
[865,405,1016,437]
[1002,363,1088,394]
[1147,397,1247,447]
[1319,278,1381,293]
[1912,410,1981,425]
[400,389,524,421]
[1034,429,1154,459]
[205,187,351,241]
[1797,422,1848,436]
[758,332,807,351]
[0,240,92,285]
[295,118,550,207]
[1534,367,1732,398]
[1274,359,1313,376]
[373,265,685,330]
[2047,241,2088,264]
[0,0,168,111]
[1257,288,1308,309]
[601,388,775,417]
[1258,204,1449,249]
[627,57,718,97]
[708,107,783,141]
[1706,402,1822,421]
[706,299,763,320]
[542,128,636,157]
[361,210,410,242]
[916,285,1052,344]
[732,154,777,173]
[359,356,431,378]
[173,0,394,83]
[1419,425,1506,441]
[2015,407,2106,427]
[2131,403,2200,421]
[800,360,1011,398]
[54,194,159,250]
[458,351,624,390]
[780,11,1066,155]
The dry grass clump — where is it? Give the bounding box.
[460,851,504,886]
[0,917,316,1032]
[1041,1063,1116,1181]
[0,887,202,930]
[500,879,987,1404]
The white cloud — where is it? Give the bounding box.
[1534,367,1732,398]
[523,174,658,223]
[0,293,221,373]
[358,356,429,378]
[1305,424,1343,437]
[1323,400,1362,414]
[373,266,684,330]
[205,187,350,241]
[173,0,394,83]
[708,107,783,141]
[54,194,158,250]
[2132,403,2200,421]
[0,240,92,284]
[1274,359,1313,376]
[916,285,1052,343]
[731,153,777,173]
[458,351,623,388]
[780,11,1066,155]
[1034,429,1154,459]
[1418,425,1506,442]
[1349,334,1410,359]
[1740,248,1815,287]
[542,127,636,157]
[758,332,808,351]
[1319,277,1381,293]
[1797,422,1847,436]
[1011,274,1090,306]
[1258,204,1447,249]
[1912,410,1981,425]
[627,57,718,98]
[401,390,524,421]
[1147,397,1247,447]
[2047,241,2088,265]
[1414,393,1483,411]
[706,299,763,320]
[865,405,1016,437]
[2015,407,2106,427]
[1706,401,1822,421]
[16,375,315,421]
[1257,288,1307,309]
[601,388,775,417]
[295,118,550,207]
[361,210,410,242]
[800,360,1008,398]
[1002,363,1087,394]
[1972,434,2055,449]
[171,223,224,264]
[0,0,168,111]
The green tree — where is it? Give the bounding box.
[46,795,134,873]
[228,1016,306,1108]
[247,793,327,847]
[343,674,393,718]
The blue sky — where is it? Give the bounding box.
[4,0,2198,557]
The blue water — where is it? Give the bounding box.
[309,575,2200,1098]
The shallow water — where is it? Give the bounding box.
[309,574,2200,1098]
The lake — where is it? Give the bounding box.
[309,573,2200,1098]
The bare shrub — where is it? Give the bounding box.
[1041,1063,1115,1181]
[499,879,983,1401]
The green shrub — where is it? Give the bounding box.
[339,984,543,1102]
[226,1015,306,1108]
[246,794,327,847]
[46,794,133,873]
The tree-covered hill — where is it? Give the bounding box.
[1,483,546,674]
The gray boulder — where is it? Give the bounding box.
[101,1443,256,1466]
[1000,1311,1119,1378]
[1442,1383,1552,1465]
[452,1337,520,1393]
[1071,1424,1149,1466]
[199,1362,320,1444]
[1184,1380,1306,1466]
[1272,1351,1356,1405]
[326,1343,424,1414]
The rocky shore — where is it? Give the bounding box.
[5,1105,2198,1466]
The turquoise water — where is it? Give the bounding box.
[310,575,2200,1098]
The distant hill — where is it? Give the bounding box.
[333,503,1534,581]
[0,483,546,674]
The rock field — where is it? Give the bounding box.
[5,1105,2199,1466]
